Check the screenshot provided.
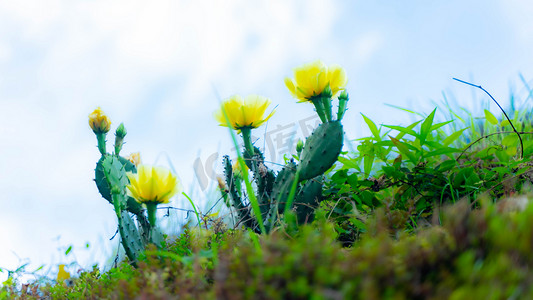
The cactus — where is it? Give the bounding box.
[90,118,164,265]
[297,121,344,181]
[245,147,275,220]
[271,162,297,215]
[222,155,256,229]
[220,121,343,232]
[294,177,323,224]
[217,61,349,232]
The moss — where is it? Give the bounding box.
[10,198,533,299]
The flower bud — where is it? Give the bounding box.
[126,152,142,167]
[114,123,127,155]
[115,123,127,139]
[296,139,304,156]
[88,107,111,134]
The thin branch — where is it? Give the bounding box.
[453,78,524,159]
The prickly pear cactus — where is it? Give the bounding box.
[271,162,298,215]
[294,177,323,224]
[95,155,135,204]
[222,155,255,229]
[298,121,344,181]
[246,147,275,220]
[117,204,144,264]
[95,154,146,215]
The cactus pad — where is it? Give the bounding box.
[298,121,343,180]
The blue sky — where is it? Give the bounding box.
[1,0,533,283]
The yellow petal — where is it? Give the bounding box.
[214,94,274,131]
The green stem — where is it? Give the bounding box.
[114,137,124,155]
[96,133,107,155]
[283,171,300,215]
[145,202,158,228]
[321,96,332,122]
[183,192,202,228]
[310,97,327,123]
[241,127,254,157]
[111,189,122,219]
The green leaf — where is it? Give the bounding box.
[384,103,425,117]
[425,147,461,158]
[502,135,518,147]
[395,120,422,140]
[363,153,374,176]
[430,120,453,132]
[33,265,44,272]
[374,140,395,147]
[437,160,456,172]
[419,108,437,145]
[361,113,381,141]
[65,245,72,256]
[390,136,417,163]
[484,109,499,125]
[383,125,417,137]
[337,156,360,171]
[501,119,511,127]
[443,128,468,146]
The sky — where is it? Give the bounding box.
[2,0,533,283]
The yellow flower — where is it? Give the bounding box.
[88,107,111,134]
[57,264,70,281]
[126,165,179,204]
[284,60,347,102]
[215,95,275,132]
[126,152,142,167]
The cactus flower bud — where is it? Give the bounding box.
[115,123,127,138]
[126,152,142,167]
[296,139,304,156]
[88,107,111,134]
[337,90,349,121]
[114,123,127,155]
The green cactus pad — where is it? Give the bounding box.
[297,121,344,181]
[95,155,144,214]
[255,166,275,218]
[118,212,144,264]
[294,177,323,224]
[95,155,136,203]
[271,162,298,215]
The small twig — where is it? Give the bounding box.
[453,78,524,159]
[457,131,533,161]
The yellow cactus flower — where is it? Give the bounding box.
[126,164,179,204]
[88,107,111,134]
[57,264,70,281]
[215,95,275,132]
[126,152,142,167]
[284,60,347,102]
